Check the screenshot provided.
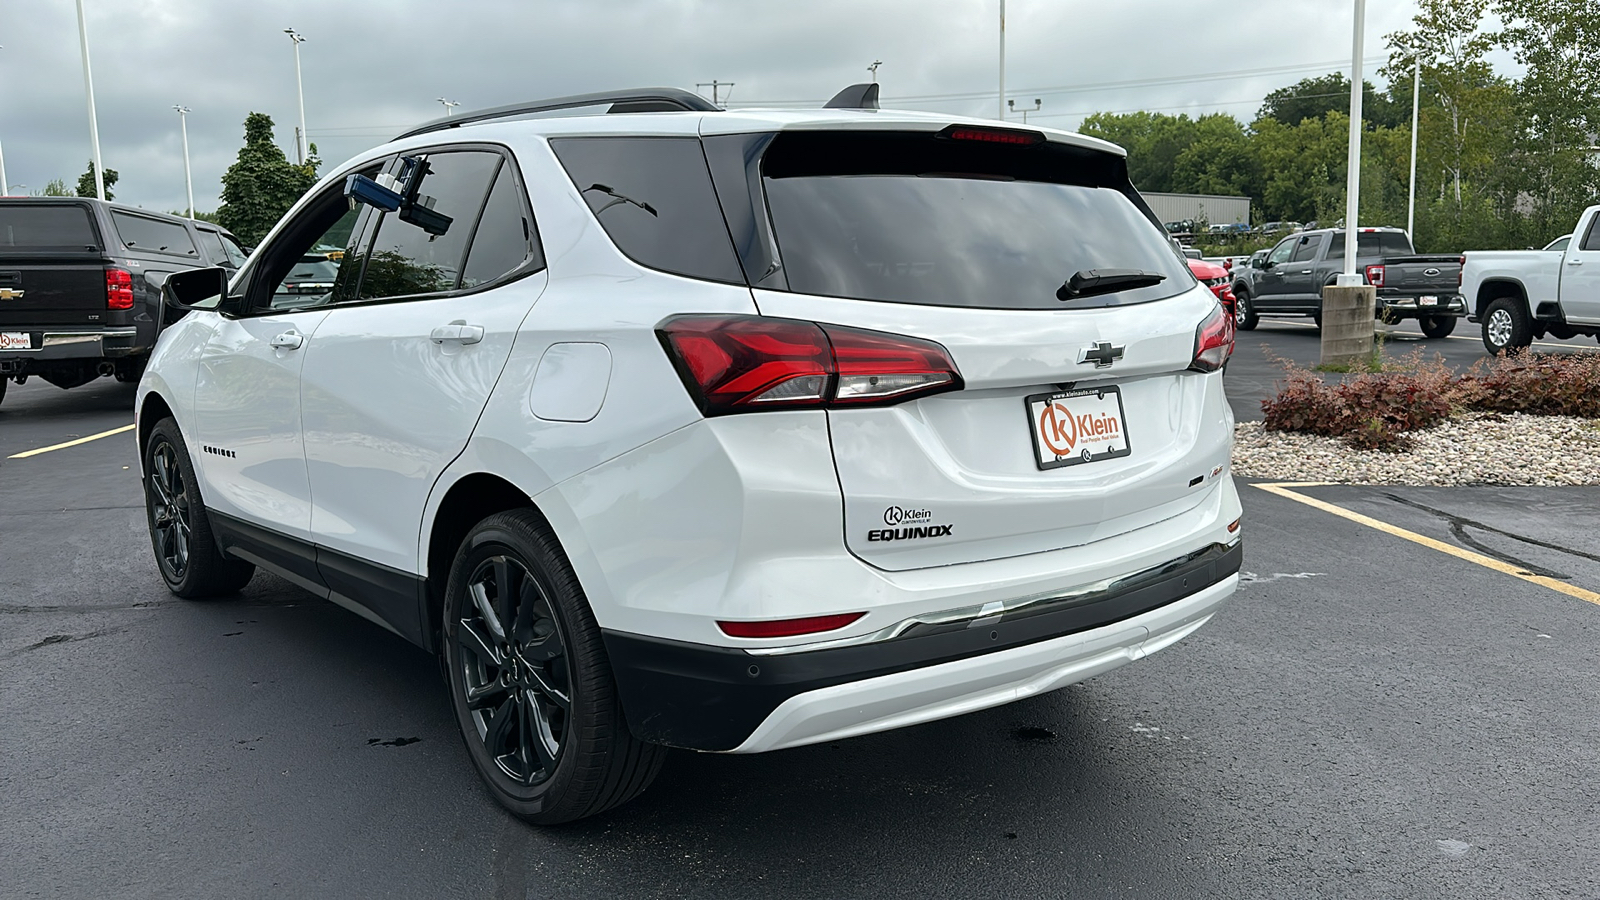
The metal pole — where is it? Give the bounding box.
[75,0,105,200]
[0,45,7,197]
[1338,0,1365,284]
[998,0,1006,120]
[285,29,307,164]
[175,106,193,219]
[1407,56,1420,244]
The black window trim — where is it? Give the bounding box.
[341,141,546,308]
[110,208,202,260]
[1581,212,1600,252]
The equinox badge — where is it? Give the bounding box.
[1077,341,1125,368]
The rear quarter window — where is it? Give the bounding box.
[0,204,100,249]
[550,137,744,285]
[112,212,199,258]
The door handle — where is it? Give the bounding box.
[430,320,484,345]
[1567,258,1584,266]
[1299,270,1313,274]
[269,330,303,350]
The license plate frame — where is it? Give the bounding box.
[1419,295,1439,306]
[1025,386,1132,471]
[0,331,33,351]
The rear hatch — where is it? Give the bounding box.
[746,128,1231,571]
[0,201,111,329]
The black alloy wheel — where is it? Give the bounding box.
[443,509,665,824]
[141,418,255,598]
[456,554,572,786]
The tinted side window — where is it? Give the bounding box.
[461,161,541,289]
[220,234,250,267]
[112,212,198,258]
[549,137,744,285]
[1327,231,1414,258]
[0,205,100,249]
[1290,234,1323,262]
[1582,217,1600,252]
[196,229,232,267]
[1267,239,1294,266]
[358,151,500,300]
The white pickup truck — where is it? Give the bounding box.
[1462,205,1600,354]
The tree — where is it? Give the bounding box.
[34,178,73,197]
[1258,73,1405,129]
[75,161,117,200]
[217,112,321,246]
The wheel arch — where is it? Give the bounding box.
[1475,278,1528,319]
[423,472,543,652]
[137,391,175,458]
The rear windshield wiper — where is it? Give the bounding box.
[1057,268,1166,302]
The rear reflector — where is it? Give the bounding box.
[106,267,134,310]
[1189,303,1233,373]
[938,125,1045,145]
[1228,518,1241,534]
[718,612,865,639]
[659,315,962,416]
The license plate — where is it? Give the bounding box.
[1026,386,1132,470]
[0,332,32,351]
[1419,295,1439,306]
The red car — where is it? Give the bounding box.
[1187,258,1236,360]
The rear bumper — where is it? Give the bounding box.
[1376,294,1465,318]
[0,327,140,368]
[603,540,1241,752]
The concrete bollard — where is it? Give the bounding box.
[1319,285,1377,369]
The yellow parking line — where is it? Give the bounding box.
[1253,481,1600,607]
[7,423,135,459]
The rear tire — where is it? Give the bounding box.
[442,509,666,825]
[1311,312,1322,331]
[1233,289,1259,330]
[0,377,7,409]
[1481,297,1532,354]
[1419,315,1457,339]
[142,418,255,598]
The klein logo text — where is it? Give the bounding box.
[1037,401,1120,457]
[868,524,954,542]
[883,505,933,526]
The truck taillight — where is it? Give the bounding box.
[1459,255,1465,288]
[1189,304,1233,373]
[1364,264,1385,287]
[106,267,134,310]
[658,315,963,416]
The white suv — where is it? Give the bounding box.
[139,86,1241,824]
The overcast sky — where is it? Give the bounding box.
[0,0,1443,215]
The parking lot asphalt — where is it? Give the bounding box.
[4,360,1600,898]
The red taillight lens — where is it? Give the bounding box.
[1190,303,1233,372]
[938,125,1045,145]
[106,267,134,310]
[659,315,962,415]
[718,612,864,639]
[1365,264,1385,287]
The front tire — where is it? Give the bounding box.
[1233,288,1259,330]
[1419,315,1457,339]
[1481,297,1532,354]
[142,418,255,598]
[442,509,665,825]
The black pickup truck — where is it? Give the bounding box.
[1230,227,1464,338]
[0,198,246,407]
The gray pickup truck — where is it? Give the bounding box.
[0,198,246,407]
[1231,226,1464,338]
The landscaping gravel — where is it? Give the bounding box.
[1232,412,1600,485]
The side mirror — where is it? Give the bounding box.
[1261,259,1276,270]
[162,266,230,311]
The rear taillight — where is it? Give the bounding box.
[1189,304,1233,372]
[718,612,865,639]
[659,315,963,416]
[106,267,134,310]
[1365,264,1385,287]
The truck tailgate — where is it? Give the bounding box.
[1382,255,1460,295]
[0,257,109,328]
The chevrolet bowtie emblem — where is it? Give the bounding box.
[0,288,23,301]
[1077,341,1125,368]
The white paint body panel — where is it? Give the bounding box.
[1461,205,1600,323]
[530,342,612,422]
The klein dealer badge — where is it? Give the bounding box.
[1026,386,1132,470]
[868,505,953,542]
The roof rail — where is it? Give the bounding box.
[395,87,720,140]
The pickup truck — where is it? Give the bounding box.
[0,198,245,407]
[1230,226,1464,338]
[1460,205,1600,354]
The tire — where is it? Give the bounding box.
[1311,313,1322,331]
[442,509,666,825]
[0,377,7,409]
[1481,297,1532,354]
[1233,288,1259,330]
[114,357,147,383]
[1419,315,1457,339]
[142,418,255,598]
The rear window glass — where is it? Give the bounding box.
[759,132,1190,309]
[1326,231,1413,258]
[112,212,199,258]
[550,137,744,285]
[0,205,100,249]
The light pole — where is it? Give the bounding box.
[174,105,193,219]
[868,60,883,83]
[284,28,307,164]
[1407,56,1420,242]
[1008,98,1041,124]
[76,0,106,199]
[1336,0,1366,285]
[437,97,460,116]
[997,0,1006,120]
[0,45,7,199]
